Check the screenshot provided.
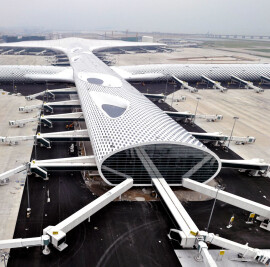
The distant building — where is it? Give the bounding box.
[142,36,154,43]
[2,35,46,43]
[158,38,199,48]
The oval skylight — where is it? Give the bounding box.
[101,104,127,118]
[89,92,129,118]
[87,78,103,85]
[78,72,122,88]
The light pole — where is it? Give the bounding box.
[26,174,31,218]
[227,116,239,151]
[171,84,177,107]
[206,184,224,232]
[165,74,169,95]
[12,72,14,93]
[193,97,201,125]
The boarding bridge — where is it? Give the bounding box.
[36,50,47,56]
[172,76,198,93]
[221,158,270,177]
[14,49,25,55]
[231,76,264,93]
[0,164,28,185]
[0,179,133,254]
[26,87,77,101]
[9,112,84,128]
[261,76,270,84]
[1,49,13,55]
[144,93,186,103]
[19,100,81,113]
[37,130,89,147]
[135,147,270,266]
[201,75,228,92]
[1,130,255,149]
[0,130,90,147]
[166,111,223,122]
[0,156,97,183]
[191,132,256,146]
[182,178,270,231]
[144,93,165,101]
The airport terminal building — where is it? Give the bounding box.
[0,38,221,186]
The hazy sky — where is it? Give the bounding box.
[1,0,270,35]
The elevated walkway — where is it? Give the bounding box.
[191,132,255,146]
[19,100,81,113]
[144,93,165,101]
[166,111,223,122]
[201,75,227,92]
[231,76,263,93]
[172,75,198,93]
[0,179,133,254]
[0,156,97,183]
[221,158,269,176]
[9,112,84,128]
[183,178,270,231]
[0,130,89,147]
[261,75,270,84]
[26,87,77,101]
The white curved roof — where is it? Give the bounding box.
[118,63,270,82]
[0,38,218,184]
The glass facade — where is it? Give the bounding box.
[101,144,219,185]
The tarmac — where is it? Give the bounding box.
[3,84,180,267]
[0,89,41,266]
[168,88,270,162]
[175,249,270,266]
[0,83,268,267]
[1,45,270,266]
[114,47,270,66]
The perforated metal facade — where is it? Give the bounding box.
[0,65,73,82]
[118,64,270,82]
[0,38,221,185]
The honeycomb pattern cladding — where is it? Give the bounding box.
[0,65,71,82]
[72,51,203,165]
[0,38,212,171]
[121,64,270,82]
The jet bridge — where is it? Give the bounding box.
[191,132,256,146]
[0,235,50,253]
[25,87,77,101]
[221,158,270,177]
[172,75,198,93]
[0,179,133,254]
[0,164,28,185]
[1,130,255,148]
[43,178,133,251]
[9,112,84,128]
[0,130,90,147]
[1,49,13,55]
[182,178,270,231]
[135,147,270,266]
[166,111,223,122]
[19,100,81,113]
[14,49,25,55]
[143,93,165,101]
[231,75,264,93]
[201,75,228,92]
[261,75,270,84]
[0,156,97,183]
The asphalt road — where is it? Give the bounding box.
[1,82,269,267]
